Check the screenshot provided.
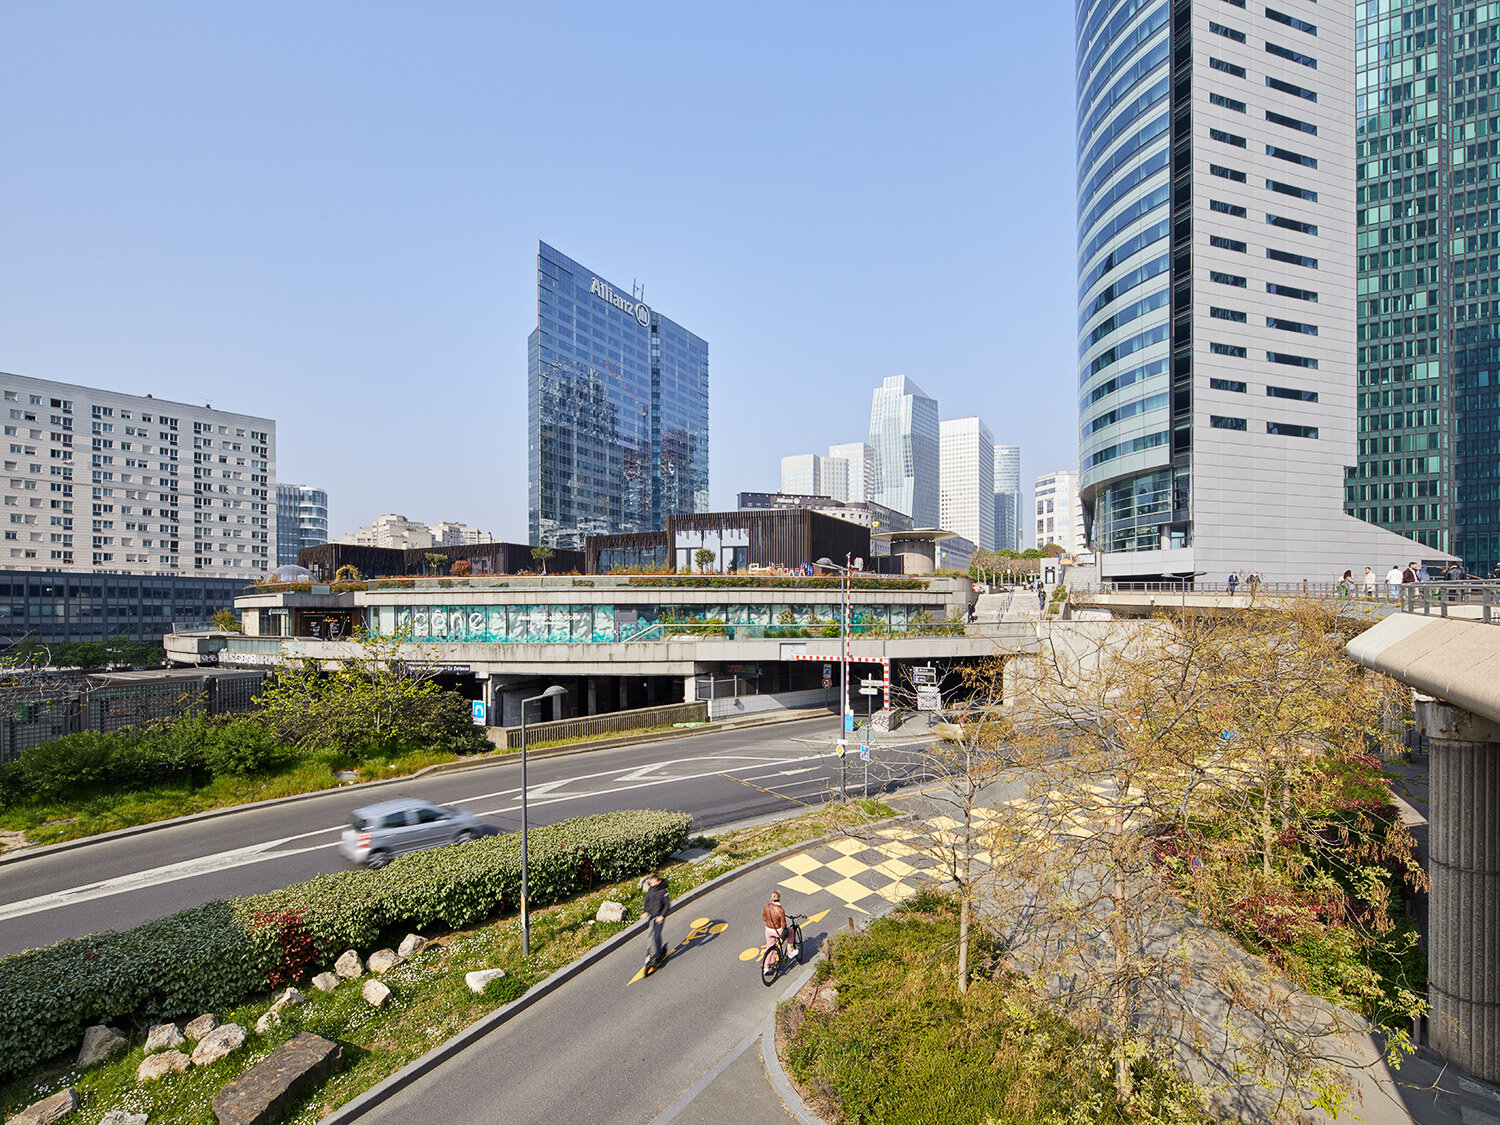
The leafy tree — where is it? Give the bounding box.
[254,632,487,761]
[450,559,473,577]
[334,564,362,582]
[531,545,555,575]
[693,547,716,574]
[212,608,243,633]
[423,553,449,576]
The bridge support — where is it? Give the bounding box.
[1417,698,1500,1081]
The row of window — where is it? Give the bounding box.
[1209,308,1318,335]
[1208,345,1320,368]
[1209,92,1318,136]
[1210,417,1320,438]
[1208,378,1319,401]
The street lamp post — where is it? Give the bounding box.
[519,684,568,956]
[816,555,854,800]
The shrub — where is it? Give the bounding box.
[0,809,689,1081]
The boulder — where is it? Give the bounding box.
[137,1050,192,1081]
[396,933,427,959]
[254,1011,280,1035]
[366,948,401,974]
[100,1113,148,1125]
[333,950,363,979]
[184,1013,219,1041]
[595,901,627,924]
[464,968,507,994]
[210,1032,342,1125]
[144,1022,185,1053]
[310,972,340,992]
[6,1089,77,1125]
[270,987,304,1012]
[361,979,391,1007]
[191,1024,247,1067]
[77,1024,127,1068]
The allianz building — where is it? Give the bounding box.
[529,242,709,549]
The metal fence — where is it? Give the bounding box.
[498,701,708,749]
[0,670,269,764]
[1396,582,1500,623]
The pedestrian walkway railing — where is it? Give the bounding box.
[1086,579,1500,623]
[1397,581,1500,623]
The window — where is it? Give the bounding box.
[1267,213,1317,235]
[1267,316,1318,335]
[1210,342,1248,357]
[1266,178,1317,201]
[1210,127,1247,148]
[1210,57,1247,78]
[1266,41,1316,68]
[1266,75,1316,101]
[1266,144,1316,168]
[1210,92,1247,113]
[1266,109,1316,134]
[1267,351,1318,368]
[1211,164,1247,182]
[1267,421,1318,438]
[1268,247,1318,268]
[1209,20,1246,41]
[1211,199,1247,217]
[1268,281,1317,302]
[1211,271,1248,287]
[1267,385,1319,401]
[1210,378,1248,392]
[1265,8,1315,34]
[1211,416,1248,430]
[1210,234,1247,252]
[1210,306,1247,321]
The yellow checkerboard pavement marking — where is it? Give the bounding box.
[774,832,940,912]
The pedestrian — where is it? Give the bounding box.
[1417,563,1431,584]
[643,873,670,969]
[1338,570,1353,598]
[1445,561,1464,582]
[1402,561,1417,586]
[1363,567,1377,599]
[1385,563,1404,601]
[1227,571,1239,595]
[1491,562,1500,580]
[1036,582,1046,613]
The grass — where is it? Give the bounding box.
[0,722,703,848]
[0,799,893,1125]
[780,892,1208,1125]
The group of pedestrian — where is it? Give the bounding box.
[1225,571,1262,594]
[640,874,798,973]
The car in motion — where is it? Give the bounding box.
[339,797,482,868]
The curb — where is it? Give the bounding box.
[0,708,834,867]
[315,815,906,1125]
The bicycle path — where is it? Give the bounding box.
[342,827,933,1125]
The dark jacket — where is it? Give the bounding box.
[644,881,669,919]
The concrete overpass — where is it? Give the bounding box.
[1348,613,1500,1082]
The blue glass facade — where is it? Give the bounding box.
[1077,0,1179,556]
[528,243,709,548]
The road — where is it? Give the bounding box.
[0,714,933,957]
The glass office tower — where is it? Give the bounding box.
[869,375,940,527]
[1353,2,1500,573]
[1078,0,1439,581]
[994,443,1022,550]
[528,243,709,548]
[276,484,329,566]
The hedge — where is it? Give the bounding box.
[626,575,928,590]
[0,809,689,1082]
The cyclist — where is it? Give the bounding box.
[763,890,798,959]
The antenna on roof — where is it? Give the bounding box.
[633,279,645,303]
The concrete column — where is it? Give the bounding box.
[586,677,598,716]
[646,678,657,706]
[1417,698,1500,1082]
[682,673,699,703]
[480,676,497,726]
[618,678,629,711]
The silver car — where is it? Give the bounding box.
[339,797,482,869]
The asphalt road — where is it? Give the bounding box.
[0,714,934,957]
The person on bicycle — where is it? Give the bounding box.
[763,890,797,959]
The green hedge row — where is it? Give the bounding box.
[625,575,928,590]
[0,809,689,1081]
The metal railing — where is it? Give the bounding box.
[1090,579,1500,623]
[1397,581,1500,623]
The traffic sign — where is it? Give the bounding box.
[916,686,942,712]
[835,741,846,757]
[858,685,878,695]
[822,663,833,678]
[470,700,487,726]
[913,666,937,686]
[860,677,882,689]
[822,677,832,689]
[859,744,870,761]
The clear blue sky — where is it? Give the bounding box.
[0,3,1078,543]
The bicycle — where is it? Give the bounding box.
[760,913,806,986]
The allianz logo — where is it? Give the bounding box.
[589,278,651,327]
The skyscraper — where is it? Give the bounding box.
[993,444,1021,551]
[276,484,328,566]
[827,441,872,503]
[940,417,996,552]
[1353,3,1498,572]
[780,453,824,497]
[528,242,709,548]
[1076,0,1440,581]
[869,375,940,528]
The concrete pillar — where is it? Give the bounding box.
[586,677,598,716]
[1417,698,1500,1081]
[682,673,699,703]
[646,678,657,705]
[480,676,497,727]
[618,677,629,711]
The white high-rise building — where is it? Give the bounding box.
[342,514,434,550]
[827,441,872,503]
[993,444,1022,551]
[1036,470,1086,557]
[0,371,275,576]
[940,417,996,552]
[1076,0,1445,581]
[779,454,824,497]
[869,375,940,527]
[431,521,495,546]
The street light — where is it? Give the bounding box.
[519,684,567,955]
[816,555,853,800]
